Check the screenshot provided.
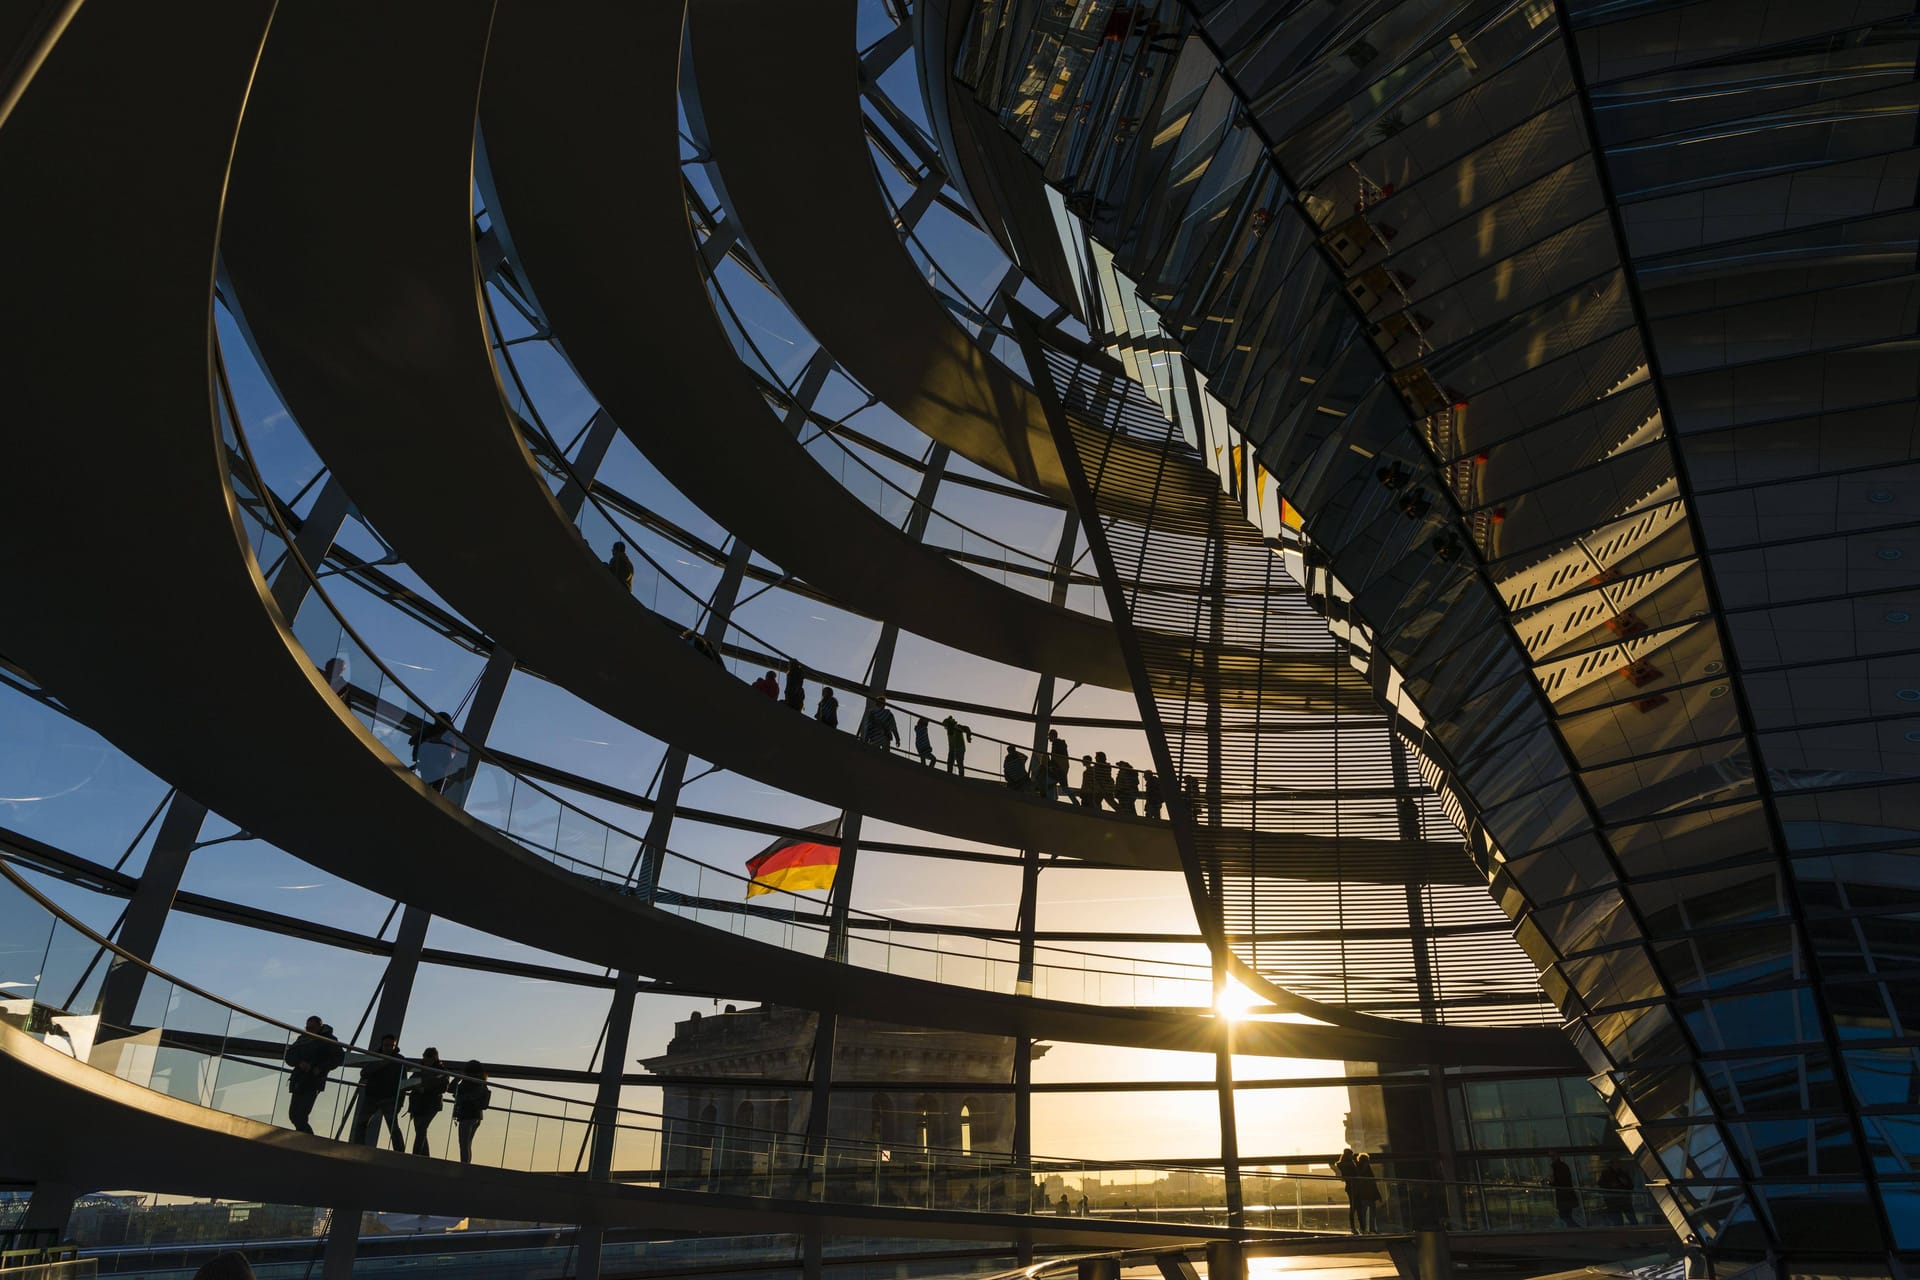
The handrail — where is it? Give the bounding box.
[5,848,1646,1237]
[206,328,1219,1008]
[482,223,1356,796]
[483,284,1105,787]
[3,859,1290,1205]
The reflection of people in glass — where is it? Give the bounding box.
[1549,1151,1578,1226]
[1597,1160,1634,1225]
[323,654,350,695]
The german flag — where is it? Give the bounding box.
[745,818,842,898]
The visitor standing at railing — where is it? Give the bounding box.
[753,669,781,699]
[406,1047,451,1158]
[283,1014,344,1136]
[1003,744,1029,790]
[1113,761,1139,815]
[452,1061,492,1164]
[1334,1147,1361,1233]
[1354,1153,1381,1233]
[607,541,634,592]
[1047,730,1071,801]
[859,696,899,750]
[914,716,935,767]
[941,713,972,774]
[783,660,806,711]
[1143,770,1162,819]
[410,712,461,793]
[815,686,840,728]
[349,1033,407,1151]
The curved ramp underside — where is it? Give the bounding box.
[215,2,1391,878]
[0,0,1572,1072]
[687,0,1063,495]
[673,0,1372,714]
[680,0,1222,522]
[471,0,1133,692]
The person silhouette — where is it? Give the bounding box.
[607,542,634,591]
[1549,1151,1578,1226]
[859,696,899,750]
[284,1014,344,1135]
[941,714,973,774]
[452,1060,492,1164]
[1003,744,1029,790]
[351,1033,406,1151]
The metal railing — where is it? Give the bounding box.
[206,333,1216,1009]
[4,853,1651,1237]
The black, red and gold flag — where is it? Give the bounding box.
[744,818,842,898]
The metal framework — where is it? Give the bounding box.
[953,0,1920,1263]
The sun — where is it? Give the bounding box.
[1214,977,1263,1021]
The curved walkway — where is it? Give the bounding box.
[0,1024,1246,1250]
[0,0,1576,1066]
[0,843,1632,1249]
[688,0,1059,493]
[675,0,1368,713]
[684,0,1151,507]
[471,2,1128,691]
[7,1024,1655,1254]
[475,1,1359,713]
[214,0,1419,879]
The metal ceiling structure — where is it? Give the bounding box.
[7,0,1878,1272]
[951,0,1920,1263]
